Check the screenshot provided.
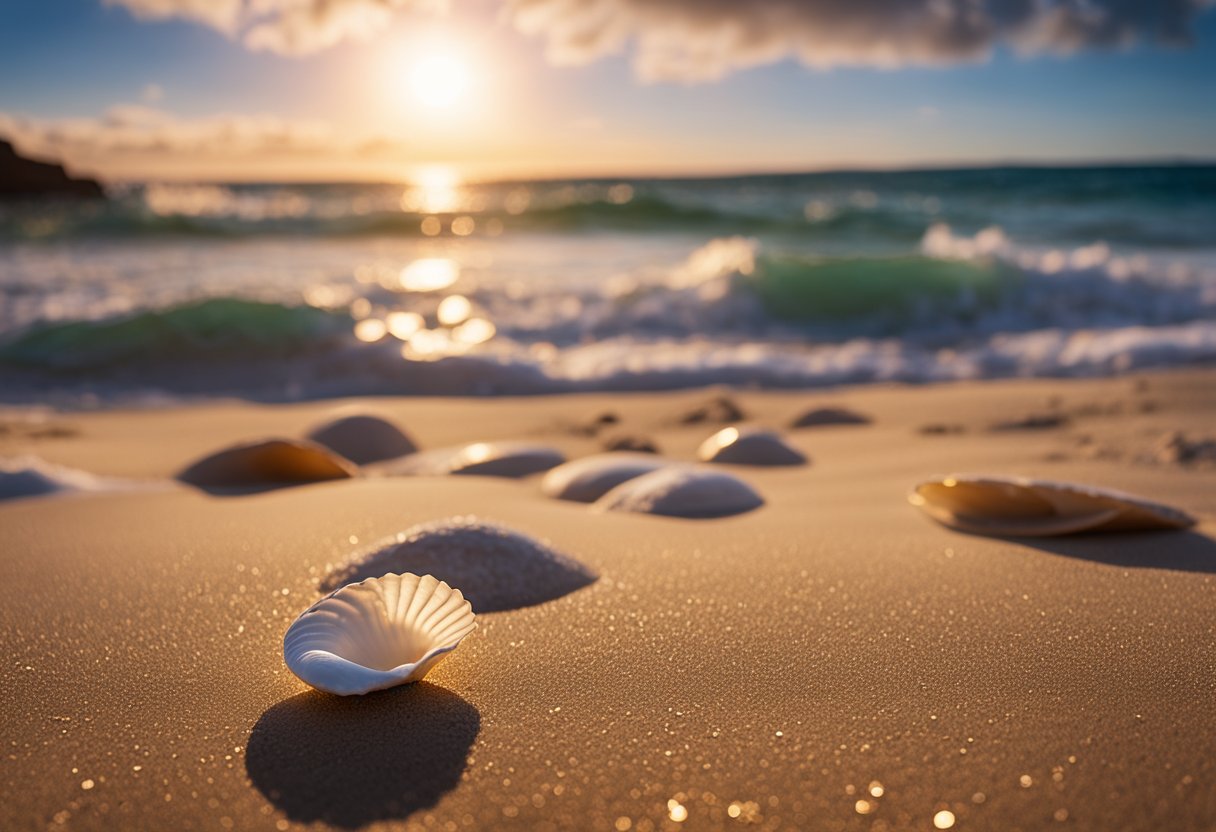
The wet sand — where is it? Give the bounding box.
[2,369,1215,831]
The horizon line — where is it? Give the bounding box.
[89,155,1216,189]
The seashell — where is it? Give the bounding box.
[568,411,621,437]
[305,412,417,465]
[909,474,1197,537]
[697,427,807,466]
[790,406,871,428]
[542,453,667,503]
[369,441,564,478]
[601,433,660,454]
[675,394,745,425]
[284,573,476,696]
[177,438,357,489]
[322,517,595,611]
[596,466,764,518]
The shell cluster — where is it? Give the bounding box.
[188,406,1200,705]
[909,474,1196,537]
[284,573,476,696]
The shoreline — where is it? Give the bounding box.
[2,367,1214,830]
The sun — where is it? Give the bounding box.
[408,51,472,111]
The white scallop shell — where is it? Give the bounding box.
[369,441,564,478]
[909,474,1197,537]
[697,427,807,466]
[541,453,667,503]
[596,466,764,518]
[283,573,476,696]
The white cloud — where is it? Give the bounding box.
[0,105,412,179]
[104,0,243,33]
[105,0,448,56]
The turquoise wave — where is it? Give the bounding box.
[0,298,346,371]
[749,254,1008,322]
[0,196,925,241]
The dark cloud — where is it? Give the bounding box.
[505,0,1215,80]
[101,0,1214,75]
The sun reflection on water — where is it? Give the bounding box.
[437,294,471,325]
[401,165,462,214]
[399,258,460,292]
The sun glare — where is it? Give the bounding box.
[402,165,462,214]
[408,51,472,111]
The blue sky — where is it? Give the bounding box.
[2,0,1214,181]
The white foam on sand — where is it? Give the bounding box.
[596,466,764,518]
[0,455,145,502]
[541,453,668,503]
[321,516,597,612]
[305,412,417,465]
[697,427,807,466]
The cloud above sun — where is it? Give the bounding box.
[104,0,1216,79]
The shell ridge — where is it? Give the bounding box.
[425,602,476,643]
[403,574,438,626]
[415,583,465,633]
[414,578,450,629]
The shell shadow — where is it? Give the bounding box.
[246,683,479,828]
[994,530,1216,575]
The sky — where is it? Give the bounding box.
[1,0,1215,182]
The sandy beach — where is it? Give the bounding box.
[2,368,1214,831]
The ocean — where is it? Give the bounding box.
[1,165,1214,402]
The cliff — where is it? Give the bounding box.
[0,139,104,199]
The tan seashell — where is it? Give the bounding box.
[909,474,1197,537]
[305,412,417,465]
[596,466,764,518]
[697,427,807,466]
[369,441,564,478]
[541,453,667,503]
[177,438,357,489]
[789,406,871,428]
[284,573,476,696]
